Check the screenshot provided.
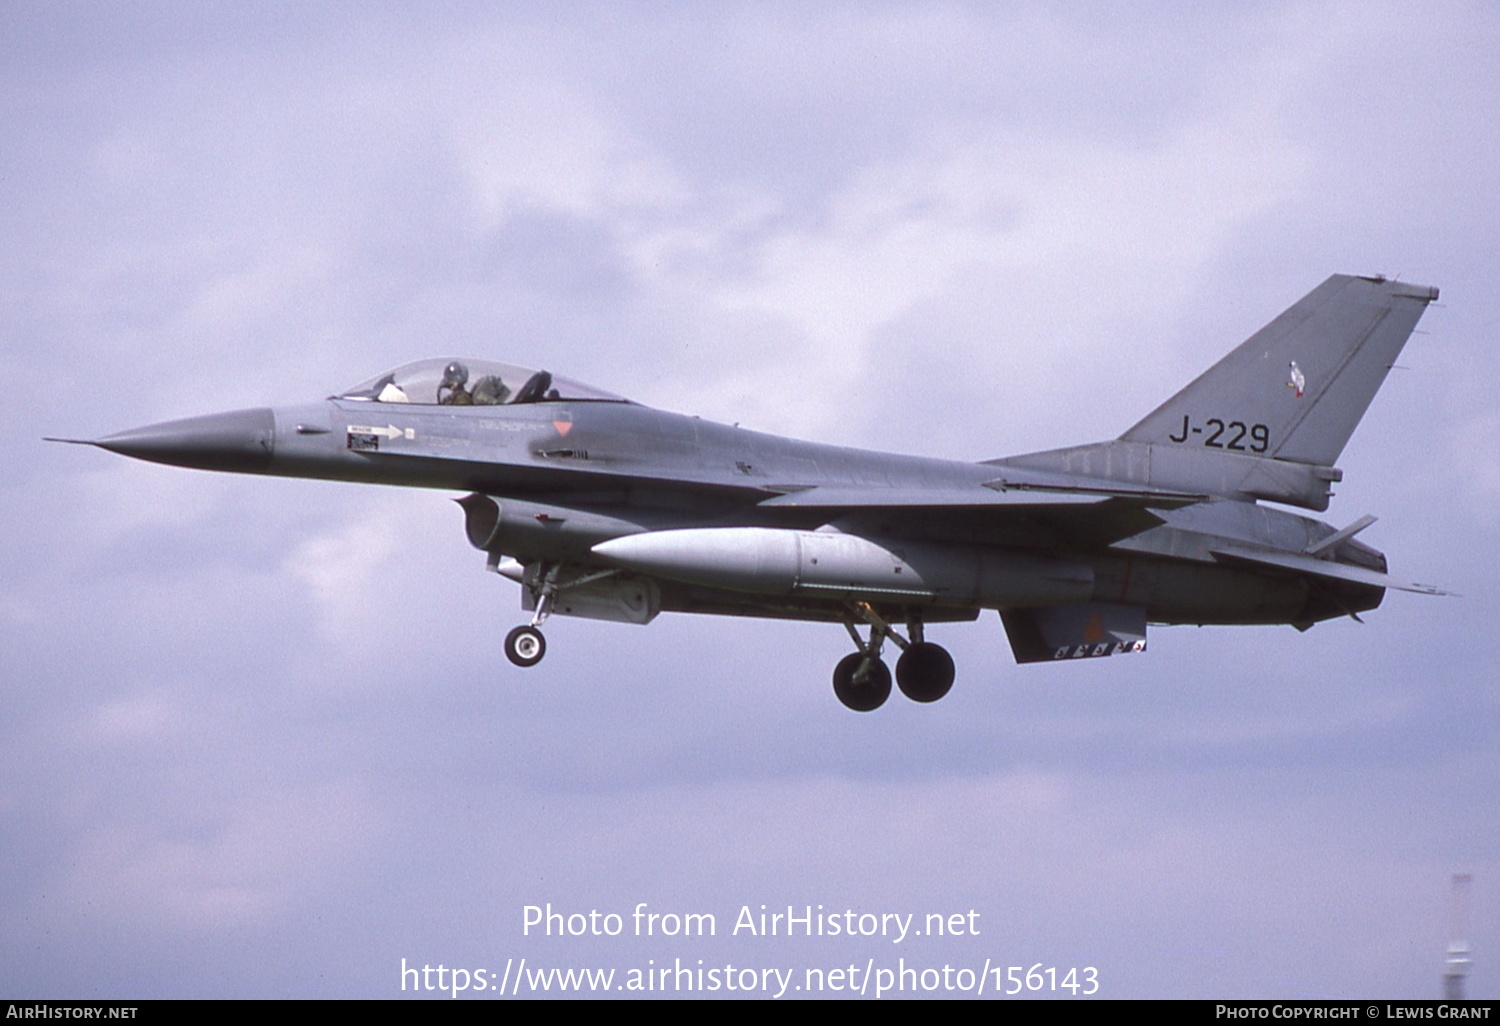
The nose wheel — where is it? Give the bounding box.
[504,561,561,668]
[505,624,546,667]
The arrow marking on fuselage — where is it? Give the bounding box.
[347,425,414,440]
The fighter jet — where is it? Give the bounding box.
[56,274,1445,711]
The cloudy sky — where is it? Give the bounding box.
[3,1,1498,999]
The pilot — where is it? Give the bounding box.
[471,374,510,405]
[437,362,473,405]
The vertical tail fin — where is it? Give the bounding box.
[1121,275,1438,467]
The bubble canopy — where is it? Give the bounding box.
[336,358,629,406]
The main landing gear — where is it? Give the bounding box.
[833,604,955,712]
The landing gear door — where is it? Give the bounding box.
[1000,602,1147,663]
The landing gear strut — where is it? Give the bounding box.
[833,604,955,710]
[504,562,562,668]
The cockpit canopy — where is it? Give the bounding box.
[337,358,628,406]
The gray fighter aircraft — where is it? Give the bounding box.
[57,274,1444,711]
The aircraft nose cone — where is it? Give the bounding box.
[95,407,276,472]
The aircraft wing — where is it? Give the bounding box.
[758,470,1207,509]
[756,485,1109,508]
[1209,545,1447,595]
[756,484,1181,548]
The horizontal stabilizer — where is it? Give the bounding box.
[1000,602,1147,664]
[1209,545,1447,595]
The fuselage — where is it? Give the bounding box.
[95,391,1385,631]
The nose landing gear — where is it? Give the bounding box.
[503,562,560,668]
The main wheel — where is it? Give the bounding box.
[832,652,892,712]
[896,642,955,702]
[504,625,547,667]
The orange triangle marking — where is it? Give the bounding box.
[1082,612,1106,643]
[554,421,573,437]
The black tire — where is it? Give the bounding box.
[832,652,892,712]
[504,625,547,667]
[896,642,955,702]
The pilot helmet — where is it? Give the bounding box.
[441,361,470,387]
